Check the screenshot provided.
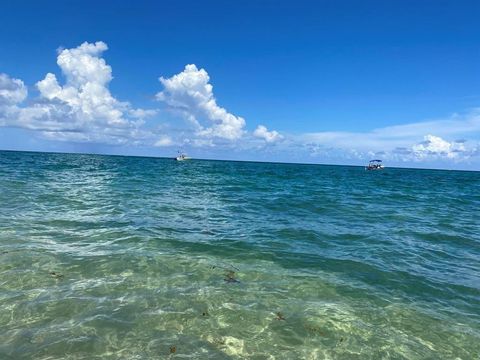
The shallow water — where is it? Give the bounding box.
[0,150,479,359]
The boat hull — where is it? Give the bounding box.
[366,165,384,170]
[175,156,191,161]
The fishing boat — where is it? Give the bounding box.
[366,159,384,170]
[175,151,191,161]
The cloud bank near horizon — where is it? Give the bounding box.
[1,41,480,167]
[299,111,480,164]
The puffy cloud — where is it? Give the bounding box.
[35,41,135,129]
[412,135,467,159]
[1,41,156,145]
[0,74,31,130]
[253,125,283,143]
[156,64,245,141]
[0,73,27,105]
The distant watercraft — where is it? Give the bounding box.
[175,151,191,161]
[366,159,384,170]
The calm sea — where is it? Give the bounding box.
[0,150,479,359]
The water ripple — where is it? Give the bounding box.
[1,151,479,359]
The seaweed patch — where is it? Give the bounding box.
[49,271,64,279]
[211,262,240,272]
[304,325,327,337]
[224,270,240,283]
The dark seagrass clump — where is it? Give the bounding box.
[49,271,64,279]
[224,270,240,283]
[304,324,327,337]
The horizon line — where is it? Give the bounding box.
[1,148,478,173]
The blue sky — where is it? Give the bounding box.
[1,0,479,169]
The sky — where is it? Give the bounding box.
[1,0,480,169]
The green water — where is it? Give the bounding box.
[0,151,479,359]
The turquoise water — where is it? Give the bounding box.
[0,150,479,359]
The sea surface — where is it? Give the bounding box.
[0,150,479,359]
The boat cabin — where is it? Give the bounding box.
[366,159,384,170]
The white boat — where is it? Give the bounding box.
[175,151,191,161]
[366,159,384,170]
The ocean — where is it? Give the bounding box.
[0,150,479,359]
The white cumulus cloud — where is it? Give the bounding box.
[253,125,283,143]
[0,73,27,105]
[0,73,26,129]
[156,64,245,141]
[1,41,156,145]
[412,135,467,159]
